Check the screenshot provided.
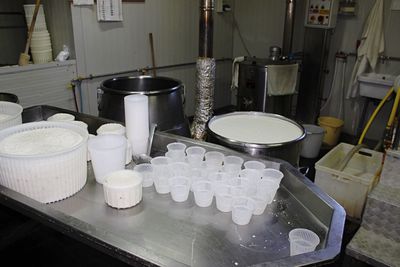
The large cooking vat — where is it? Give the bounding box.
[98,76,190,136]
[207,112,306,166]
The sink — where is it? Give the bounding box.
[358,73,395,99]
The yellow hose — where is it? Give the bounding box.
[358,87,394,145]
[388,88,400,128]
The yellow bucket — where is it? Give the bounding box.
[318,116,344,146]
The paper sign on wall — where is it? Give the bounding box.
[97,0,123,21]
[73,0,94,5]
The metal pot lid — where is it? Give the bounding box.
[207,112,305,148]
[100,75,182,95]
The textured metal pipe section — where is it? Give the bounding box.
[282,0,296,55]
[199,0,214,58]
[191,58,216,140]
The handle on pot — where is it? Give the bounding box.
[97,88,104,110]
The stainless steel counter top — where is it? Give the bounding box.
[0,106,346,266]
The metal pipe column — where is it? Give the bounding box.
[191,0,216,140]
[282,0,296,56]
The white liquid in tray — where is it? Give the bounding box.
[0,113,12,122]
[0,127,83,156]
[209,115,303,144]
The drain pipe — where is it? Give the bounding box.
[191,0,216,140]
[282,0,296,55]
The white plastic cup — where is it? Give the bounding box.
[124,95,149,155]
[231,197,255,225]
[239,168,262,184]
[256,179,280,202]
[244,160,266,170]
[261,168,284,185]
[88,134,127,184]
[223,155,244,175]
[169,176,190,202]
[229,177,255,196]
[186,146,206,168]
[169,162,190,177]
[166,142,186,158]
[151,156,172,194]
[134,163,154,187]
[215,184,233,212]
[192,180,214,207]
[190,165,209,191]
[208,171,232,192]
[165,151,186,163]
[288,228,320,256]
[251,194,273,215]
[205,151,224,172]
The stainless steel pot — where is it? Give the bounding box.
[98,76,190,137]
[206,112,306,166]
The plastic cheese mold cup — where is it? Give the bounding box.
[151,156,172,194]
[192,180,214,207]
[169,176,190,202]
[186,146,206,168]
[223,155,244,175]
[215,184,233,212]
[134,163,154,187]
[288,228,320,256]
[261,168,284,185]
[103,170,143,209]
[244,160,266,170]
[231,197,255,225]
[204,151,224,172]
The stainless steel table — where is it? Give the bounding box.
[0,106,346,266]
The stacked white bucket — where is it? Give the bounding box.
[23,4,52,64]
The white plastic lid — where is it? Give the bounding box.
[97,123,125,136]
[103,170,143,189]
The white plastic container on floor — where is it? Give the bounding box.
[300,124,325,158]
[315,143,383,218]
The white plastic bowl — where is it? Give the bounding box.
[0,121,88,203]
[0,101,23,131]
[103,170,143,209]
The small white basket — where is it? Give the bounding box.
[0,121,88,203]
[0,101,23,131]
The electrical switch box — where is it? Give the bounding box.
[305,0,339,28]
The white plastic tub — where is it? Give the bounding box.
[0,121,88,203]
[315,143,383,218]
[0,101,23,130]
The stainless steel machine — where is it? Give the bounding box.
[237,47,298,117]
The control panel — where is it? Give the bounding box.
[305,0,339,29]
